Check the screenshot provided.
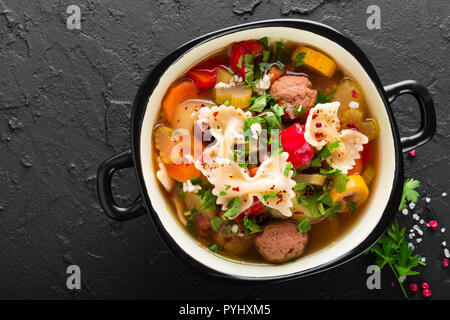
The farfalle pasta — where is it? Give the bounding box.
[153,37,379,264]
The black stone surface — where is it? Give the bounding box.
[0,0,449,299]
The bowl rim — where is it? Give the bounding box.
[130,19,404,282]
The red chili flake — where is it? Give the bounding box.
[390,281,395,287]
[422,289,432,298]
[409,283,418,292]
[213,112,219,117]
[428,220,438,230]
[421,282,429,290]
[312,114,318,119]
[294,211,304,215]
[442,259,449,267]
[352,90,358,99]
[232,187,240,192]
[316,122,322,128]
[408,149,416,157]
[346,121,359,131]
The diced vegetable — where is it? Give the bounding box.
[362,164,376,185]
[214,84,252,109]
[229,40,264,77]
[332,78,365,117]
[329,175,369,212]
[268,65,286,83]
[187,69,217,91]
[291,46,337,77]
[216,68,233,84]
[290,202,323,224]
[184,192,215,218]
[340,108,364,125]
[154,126,179,164]
[170,99,214,134]
[294,173,326,186]
[279,123,314,167]
[162,80,198,123]
[165,162,202,182]
[172,196,188,226]
[358,119,380,140]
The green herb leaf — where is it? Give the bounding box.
[262,50,271,62]
[284,162,292,177]
[236,55,243,69]
[367,219,425,299]
[263,191,279,201]
[200,189,217,210]
[208,243,224,252]
[244,54,254,85]
[210,216,224,232]
[316,92,335,104]
[186,209,199,235]
[222,197,241,220]
[399,178,420,211]
[259,37,269,47]
[319,168,342,178]
[243,215,263,235]
[297,218,311,233]
[348,202,357,214]
[295,52,307,67]
[334,174,349,193]
[248,95,268,112]
[311,140,341,167]
[189,178,202,185]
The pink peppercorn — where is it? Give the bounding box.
[422,289,431,298]
[443,259,449,267]
[428,220,438,230]
[422,282,429,289]
[408,149,416,157]
[409,283,418,292]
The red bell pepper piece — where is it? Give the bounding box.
[361,142,373,166]
[279,123,314,167]
[234,197,265,221]
[187,56,228,91]
[229,40,264,77]
[187,69,217,91]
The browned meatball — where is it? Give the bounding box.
[270,75,318,119]
[254,220,309,263]
[213,222,253,256]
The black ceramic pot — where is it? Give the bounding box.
[97,19,436,281]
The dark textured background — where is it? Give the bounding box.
[0,0,449,299]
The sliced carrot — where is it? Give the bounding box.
[268,65,286,83]
[249,166,259,177]
[165,162,201,182]
[162,80,198,123]
[348,157,363,175]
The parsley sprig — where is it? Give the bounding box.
[399,178,420,210]
[367,219,425,298]
[368,178,424,299]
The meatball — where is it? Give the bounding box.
[213,222,253,256]
[270,75,318,119]
[254,220,309,263]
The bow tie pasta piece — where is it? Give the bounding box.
[196,105,251,161]
[330,129,369,174]
[202,152,296,217]
[193,105,296,218]
[304,102,341,150]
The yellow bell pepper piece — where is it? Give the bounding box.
[291,46,337,78]
[329,175,369,211]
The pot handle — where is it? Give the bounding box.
[384,80,436,153]
[97,150,146,221]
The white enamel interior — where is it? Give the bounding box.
[139,26,396,278]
